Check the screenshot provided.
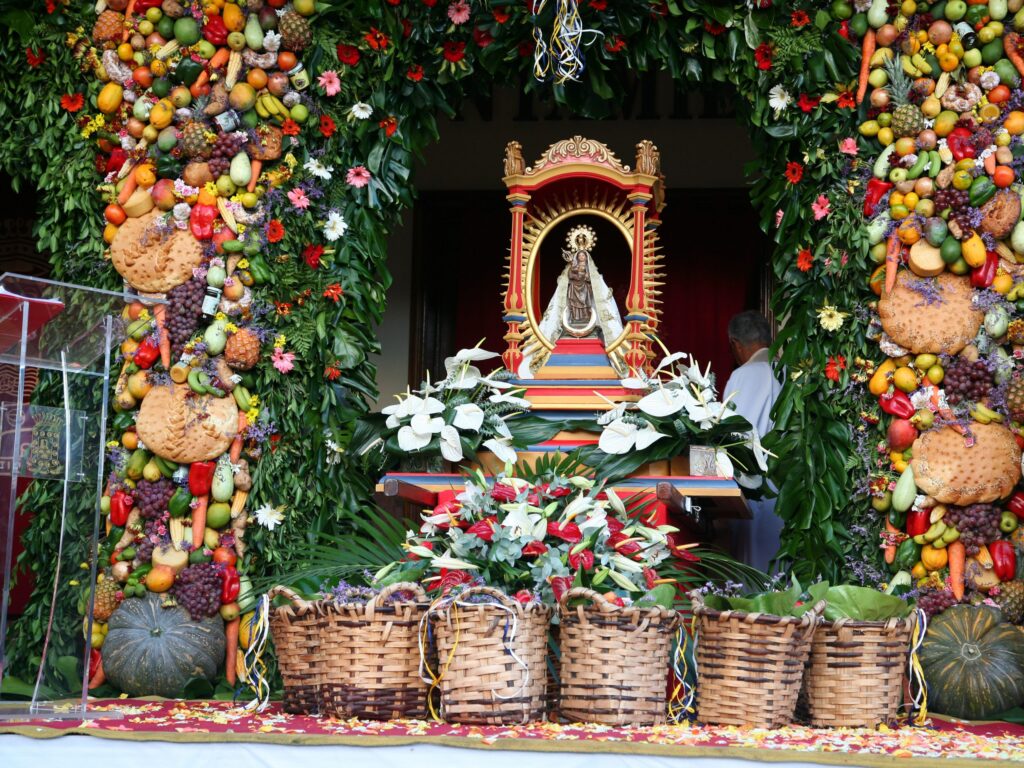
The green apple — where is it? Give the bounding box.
[962,48,982,67]
[945,0,966,20]
[1000,511,1019,533]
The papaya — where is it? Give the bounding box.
[149,99,175,129]
[222,3,244,31]
[962,231,987,268]
[869,358,897,396]
[97,82,124,114]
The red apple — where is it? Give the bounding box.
[212,225,236,254]
[150,178,177,211]
[887,419,918,452]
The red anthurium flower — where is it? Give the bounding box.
[434,497,462,518]
[522,540,548,557]
[513,589,534,605]
[609,531,641,555]
[673,546,701,563]
[518,39,534,57]
[568,549,594,571]
[588,0,607,8]
[437,569,473,591]
[379,115,398,137]
[466,516,498,542]
[643,567,658,590]
[549,576,572,602]
[604,35,626,53]
[26,46,45,68]
[491,483,518,502]
[365,27,389,50]
[606,516,624,535]
[547,485,572,498]
[547,521,582,544]
[825,355,846,382]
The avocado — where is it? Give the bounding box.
[982,38,1004,65]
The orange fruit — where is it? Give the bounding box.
[103,223,119,244]
[277,51,297,71]
[246,68,268,89]
[105,203,127,225]
[994,165,1015,188]
[1005,110,1024,135]
[145,565,175,593]
[117,42,134,62]
[939,52,959,72]
[197,187,218,206]
[897,221,920,245]
[134,164,156,187]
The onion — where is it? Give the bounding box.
[928,20,952,45]
[877,24,899,46]
[870,89,891,109]
[896,179,917,194]
[914,177,935,198]
[111,561,131,583]
[126,117,146,139]
[917,129,937,150]
[145,32,166,48]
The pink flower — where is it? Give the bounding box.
[775,209,784,228]
[447,0,471,24]
[812,194,831,220]
[346,165,371,188]
[272,347,296,374]
[317,70,341,96]
[288,188,310,209]
[839,137,858,156]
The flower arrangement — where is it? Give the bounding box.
[376,462,687,607]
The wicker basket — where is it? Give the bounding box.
[557,587,680,726]
[268,586,323,714]
[691,591,826,728]
[804,615,916,728]
[319,582,431,720]
[429,586,551,725]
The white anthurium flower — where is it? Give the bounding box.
[636,386,698,418]
[654,351,688,373]
[439,425,463,462]
[561,494,593,522]
[454,348,501,363]
[686,398,728,429]
[738,473,764,490]
[383,393,445,421]
[746,428,771,473]
[445,362,484,389]
[620,376,649,390]
[716,449,735,478]
[578,507,608,536]
[406,545,437,559]
[596,401,629,426]
[489,392,532,409]
[604,487,626,516]
[483,437,518,464]
[453,403,484,431]
[398,413,443,451]
[490,417,512,440]
[598,419,667,455]
[684,359,714,390]
[610,553,644,573]
[483,376,513,390]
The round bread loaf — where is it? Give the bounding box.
[878,271,982,355]
[110,210,203,293]
[980,189,1021,240]
[135,384,239,464]
[910,423,1021,505]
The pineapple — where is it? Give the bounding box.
[279,10,312,52]
[994,580,1024,624]
[93,577,120,622]
[1008,372,1024,422]
[181,119,211,159]
[883,55,924,139]
[1008,319,1024,346]
[92,10,124,45]
[225,328,261,370]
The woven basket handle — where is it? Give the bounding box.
[453,585,518,609]
[268,585,313,612]
[370,581,427,607]
[559,586,619,613]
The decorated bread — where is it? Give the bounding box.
[135,384,239,464]
[878,271,982,355]
[910,424,1021,506]
[110,210,203,294]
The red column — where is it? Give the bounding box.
[502,192,530,373]
[624,191,652,375]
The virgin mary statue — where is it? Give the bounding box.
[519,224,626,377]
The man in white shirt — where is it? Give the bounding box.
[723,311,782,572]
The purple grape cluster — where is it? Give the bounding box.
[943,504,1001,556]
[135,518,165,563]
[933,188,968,217]
[172,563,223,620]
[943,358,993,405]
[208,133,246,179]
[136,478,175,520]
[917,588,959,618]
[165,277,205,357]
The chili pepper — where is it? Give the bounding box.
[220,566,240,604]
[1008,491,1024,520]
[947,127,976,161]
[971,250,999,289]
[989,540,1017,582]
[247,253,272,285]
[906,509,930,538]
[110,489,133,527]
[189,461,217,496]
[134,0,163,9]
[88,649,103,683]
[203,15,228,45]
[864,178,894,217]
[879,390,915,419]
[189,204,218,240]
[133,337,160,369]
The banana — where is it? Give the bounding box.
[254,96,271,119]
[901,56,921,78]
[912,53,931,75]
[969,407,992,425]
[974,403,1004,423]
[232,385,252,412]
[924,520,947,543]
[269,95,290,118]
[187,367,207,395]
[870,48,892,68]
[258,94,281,118]
[153,456,178,478]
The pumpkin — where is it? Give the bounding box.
[103,592,225,697]
[919,605,1024,720]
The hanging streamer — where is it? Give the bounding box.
[906,607,929,726]
[237,594,271,712]
[531,0,601,84]
[668,615,698,723]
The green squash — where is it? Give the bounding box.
[103,593,225,698]
[920,605,1024,720]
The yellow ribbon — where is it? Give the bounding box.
[668,614,697,723]
[907,608,928,726]
[530,0,599,84]
[239,594,271,712]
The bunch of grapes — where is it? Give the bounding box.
[172,563,223,620]
[943,504,1001,555]
[917,588,959,618]
[943,358,993,405]
[208,133,247,179]
[135,518,165,563]
[933,188,968,217]
[165,277,205,357]
[136,478,175,520]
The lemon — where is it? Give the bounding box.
[914,353,938,370]
[878,127,894,146]
[926,365,944,385]
[859,120,880,137]
[893,366,919,393]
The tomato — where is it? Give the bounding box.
[993,165,1016,188]
[988,84,1011,104]
[212,546,237,567]
[277,51,297,71]
[104,204,127,225]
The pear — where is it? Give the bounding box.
[244,13,264,51]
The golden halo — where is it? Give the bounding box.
[565,224,597,252]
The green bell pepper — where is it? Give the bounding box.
[168,487,193,519]
[173,58,204,87]
[969,175,996,208]
[894,538,921,572]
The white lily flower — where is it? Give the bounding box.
[568,476,595,490]
[439,425,463,462]
[483,437,518,464]
[561,494,593,522]
[578,507,608,536]
[501,504,544,538]
[489,392,532,409]
[715,449,735,478]
[636,386,696,418]
[604,487,626,516]
[598,419,666,455]
[635,525,666,544]
[431,552,479,570]
[607,569,640,592]
[610,553,645,573]
[406,545,436,559]
[453,403,484,431]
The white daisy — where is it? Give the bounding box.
[254,503,285,531]
[304,158,334,180]
[768,84,791,118]
[324,211,348,241]
[348,102,373,121]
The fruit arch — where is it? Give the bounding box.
[1,0,996,687]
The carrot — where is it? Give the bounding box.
[88,658,106,690]
[885,232,901,295]
[247,160,262,193]
[1005,32,1024,80]
[225,617,240,686]
[229,410,248,464]
[116,173,138,206]
[208,47,231,70]
[948,541,966,600]
[856,29,876,105]
[884,520,899,565]
[984,152,997,176]
[191,494,209,549]
[121,0,137,43]
[151,304,172,370]
[189,70,210,99]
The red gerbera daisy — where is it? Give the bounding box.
[442,40,466,62]
[754,42,773,70]
[825,355,847,382]
[26,46,45,68]
[323,283,343,302]
[281,119,300,136]
[797,93,820,113]
[319,114,336,138]
[365,27,389,50]
[785,161,803,184]
[797,247,814,272]
[406,64,424,81]
[302,244,323,269]
[325,363,342,381]
[337,44,360,66]
[60,93,84,112]
[791,10,810,27]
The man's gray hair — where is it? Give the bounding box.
[727,311,772,346]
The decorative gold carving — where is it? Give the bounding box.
[634,140,660,177]
[526,136,626,175]
[503,140,525,177]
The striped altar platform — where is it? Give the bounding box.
[514,338,637,410]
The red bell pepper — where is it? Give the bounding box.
[105,148,127,175]
[879,390,915,419]
[189,461,217,496]
[947,127,977,161]
[203,15,228,45]
[219,566,240,604]
[1008,491,1024,520]
[971,251,999,289]
[134,0,163,9]
[189,204,218,240]
[110,489,133,527]
[906,509,930,538]
[133,337,160,370]
[864,178,894,217]
[990,540,1017,582]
